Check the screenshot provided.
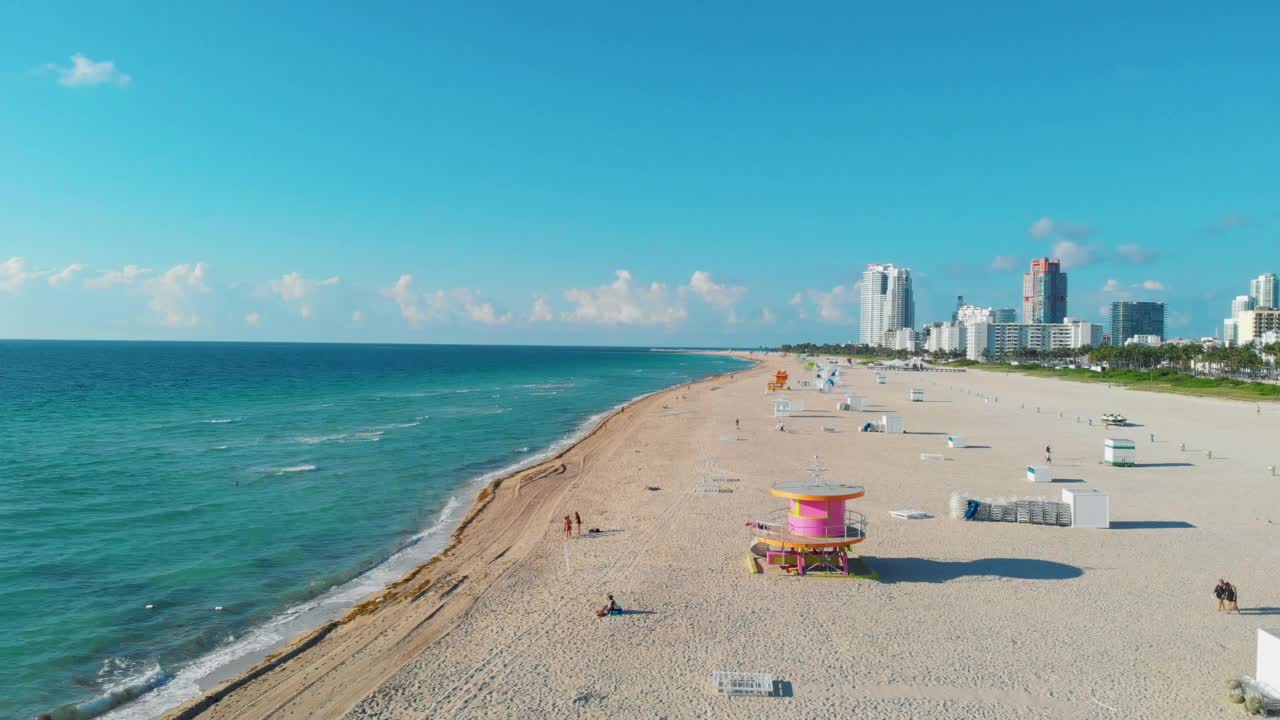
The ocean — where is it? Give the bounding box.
[0,341,750,720]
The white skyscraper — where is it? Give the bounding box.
[1232,295,1254,319]
[859,264,914,346]
[1251,273,1278,309]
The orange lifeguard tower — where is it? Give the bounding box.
[748,481,867,575]
[767,370,789,391]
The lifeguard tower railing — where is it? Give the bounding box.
[750,508,867,546]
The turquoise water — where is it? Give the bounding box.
[0,342,749,720]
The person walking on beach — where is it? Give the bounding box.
[1045,445,1052,464]
[735,418,740,430]
[1224,581,1240,612]
[1214,579,1228,611]
[574,511,582,537]
[563,515,573,540]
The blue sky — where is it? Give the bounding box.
[2,2,1277,345]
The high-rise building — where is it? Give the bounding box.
[994,307,1019,323]
[952,296,964,323]
[1022,258,1068,323]
[1111,301,1166,345]
[1233,295,1255,319]
[859,264,913,346]
[955,305,995,326]
[1224,318,1238,346]
[1251,273,1278,309]
[966,319,1102,361]
[1237,309,1280,345]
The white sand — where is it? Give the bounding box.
[174,357,1280,719]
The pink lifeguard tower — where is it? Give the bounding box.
[749,481,867,576]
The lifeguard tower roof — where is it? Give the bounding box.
[770,481,865,501]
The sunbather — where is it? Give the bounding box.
[595,594,622,617]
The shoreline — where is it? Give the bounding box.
[161,352,761,720]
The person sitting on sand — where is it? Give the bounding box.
[1214,579,1228,611]
[595,593,622,617]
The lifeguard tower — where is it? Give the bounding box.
[768,370,789,391]
[749,480,867,576]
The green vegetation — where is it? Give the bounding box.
[977,364,1280,401]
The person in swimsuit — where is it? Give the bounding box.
[596,593,621,617]
[574,511,582,537]
[563,515,573,539]
[1214,579,1227,611]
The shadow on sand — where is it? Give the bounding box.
[1136,463,1194,468]
[1237,607,1280,616]
[873,557,1084,584]
[1109,520,1196,529]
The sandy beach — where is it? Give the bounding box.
[170,355,1280,719]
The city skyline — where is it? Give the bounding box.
[3,4,1279,345]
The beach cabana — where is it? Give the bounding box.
[749,481,867,576]
[1104,438,1136,467]
[882,415,904,434]
[946,435,966,448]
[1062,487,1109,528]
[909,388,924,402]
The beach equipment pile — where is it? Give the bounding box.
[949,492,1072,527]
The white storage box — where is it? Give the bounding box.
[1104,438,1136,467]
[1027,465,1054,482]
[909,388,924,402]
[848,395,866,411]
[947,435,966,448]
[1062,487,1109,528]
[882,415,904,434]
[875,374,887,384]
[1259,628,1280,691]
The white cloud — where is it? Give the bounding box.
[245,311,261,327]
[44,53,131,88]
[1053,240,1097,269]
[793,284,860,323]
[1141,280,1165,291]
[85,264,150,288]
[1102,279,1123,293]
[1029,217,1094,241]
[683,270,746,311]
[1169,311,1191,328]
[381,275,510,326]
[48,263,84,288]
[143,262,208,328]
[382,275,426,326]
[351,310,363,323]
[529,295,554,322]
[561,270,686,326]
[270,272,339,319]
[990,255,1019,272]
[760,307,776,324]
[1,257,32,292]
[1028,217,1055,238]
[1116,244,1158,264]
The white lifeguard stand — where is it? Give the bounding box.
[946,435,967,448]
[909,388,924,402]
[1062,487,1109,528]
[1026,465,1055,482]
[882,415,904,434]
[1104,438,1136,467]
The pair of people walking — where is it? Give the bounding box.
[563,512,582,539]
[1214,579,1240,612]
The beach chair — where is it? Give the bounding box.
[711,671,774,697]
